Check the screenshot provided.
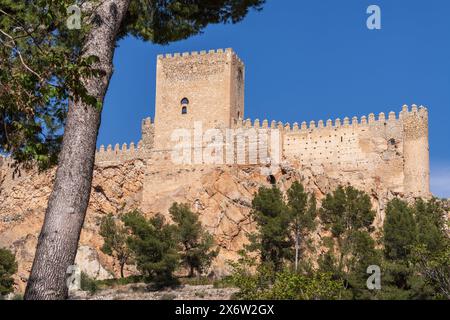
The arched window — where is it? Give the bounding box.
[181,106,187,114]
[181,97,189,105]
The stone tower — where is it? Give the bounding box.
[401,105,430,197]
[153,48,245,151]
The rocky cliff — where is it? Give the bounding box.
[0,158,432,293]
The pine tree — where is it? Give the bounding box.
[248,186,292,272]
[381,198,420,299]
[122,211,179,287]
[169,203,218,277]
[319,186,378,298]
[411,198,450,299]
[286,182,317,271]
[383,198,417,261]
[99,213,131,278]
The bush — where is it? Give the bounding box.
[227,252,343,300]
[80,272,99,294]
[0,248,17,296]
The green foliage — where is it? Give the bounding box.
[320,186,375,237]
[318,186,379,299]
[80,272,99,294]
[411,244,450,299]
[169,203,218,277]
[414,198,447,253]
[287,182,317,232]
[227,251,343,300]
[248,186,292,272]
[413,199,450,299]
[383,199,417,261]
[380,197,450,299]
[122,211,179,287]
[0,0,99,168]
[99,213,132,278]
[0,248,17,296]
[121,0,265,44]
[231,184,449,300]
[267,271,343,300]
[287,181,317,270]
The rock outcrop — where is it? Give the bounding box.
[0,158,430,293]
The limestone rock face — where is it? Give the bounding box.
[0,158,414,293]
[75,246,113,280]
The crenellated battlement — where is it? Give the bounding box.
[231,105,427,134]
[157,48,243,65]
[95,140,146,163]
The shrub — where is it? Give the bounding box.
[80,272,99,294]
[0,248,17,296]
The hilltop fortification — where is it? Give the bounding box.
[93,48,430,198]
[0,49,432,291]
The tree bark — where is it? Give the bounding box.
[24,0,131,300]
[295,231,299,272]
[120,261,125,279]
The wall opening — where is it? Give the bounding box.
[181,106,187,114]
[268,174,276,185]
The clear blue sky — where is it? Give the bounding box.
[98,0,450,198]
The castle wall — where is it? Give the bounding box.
[90,48,430,198]
[281,111,405,193]
[93,106,430,199]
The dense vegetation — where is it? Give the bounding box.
[99,184,449,299]
[225,184,449,300]
[100,203,217,287]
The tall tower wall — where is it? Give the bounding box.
[402,105,430,197]
[153,49,244,151]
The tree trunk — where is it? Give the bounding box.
[295,231,300,272]
[120,261,125,279]
[24,0,131,300]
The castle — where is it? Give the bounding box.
[94,48,430,199]
[0,49,433,288]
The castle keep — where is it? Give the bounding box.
[94,48,430,198]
